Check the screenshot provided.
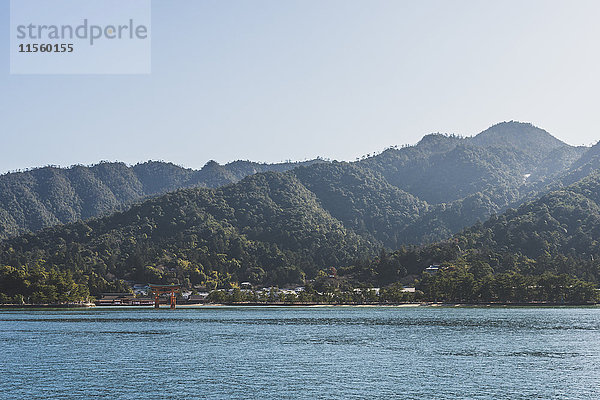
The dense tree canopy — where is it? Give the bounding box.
[0,159,322,239]
[2,121,600,303]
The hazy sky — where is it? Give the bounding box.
[2,0,600,173]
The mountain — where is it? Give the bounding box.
[0,121,583,244]
[0,159,322,239]
[339,170,600,294]
[0,172,375,295]
[469,121,568,162]
[2,120,600,301]
[460,170,600,263]
[351,121,588,242]
[292,162,430,247]
[359,122,583,205]
[6,164,600,301]
[406,170,600,286]
[554,141,600,187]
[470,122,588,184]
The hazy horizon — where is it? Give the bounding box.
[0,119,589,175]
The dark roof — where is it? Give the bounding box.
[149,284,181,288]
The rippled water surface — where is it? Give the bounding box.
[1,306,600,399]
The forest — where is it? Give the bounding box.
[205,270,598,305]
[1,122,600,304]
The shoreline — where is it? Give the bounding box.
[203,302,600,308]
[0,303,96,309]
[2,301,598,309]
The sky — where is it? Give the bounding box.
[1,0,600,173]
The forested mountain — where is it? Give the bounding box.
[0,159,322,239]
[3,160,600,302]
[555,141,600,187]
[348,121,587,242]
[460,171,600,263]
[360,122,585,205]
[340,171,600,302]
[469,121,569,162]
[0,172,375,295]
[3,120,600,302]
[292,162,430,247]
[0,121,585,243]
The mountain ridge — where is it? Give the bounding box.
[0,158,324,239]
[2,121,600,299]
[0,121,590,245]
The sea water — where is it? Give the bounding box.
[1,306,599,399]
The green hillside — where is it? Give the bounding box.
[0,159,322,239]
[0,172,375,299]
[0,121,584,245]
[347,171,600,290]
[2,121,599,303]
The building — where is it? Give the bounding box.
[425,265,440,273]
[95,293,154,306]
[188,292,210,303]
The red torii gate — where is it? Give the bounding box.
[149,284,181,309]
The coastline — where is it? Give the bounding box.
[0,303,96,309]
[2,301,598,309]
[199,301,600,307]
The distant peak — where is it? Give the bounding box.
[202,160,221,169]
[475,121,548,137]
[490,120,535,128]
[470,121,568,158]
[418,133,462,145]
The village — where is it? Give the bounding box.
[94,280,418,306]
